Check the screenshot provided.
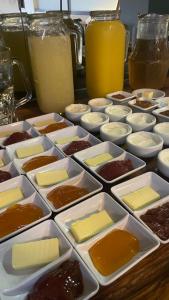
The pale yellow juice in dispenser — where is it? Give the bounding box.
[86,12,126,98]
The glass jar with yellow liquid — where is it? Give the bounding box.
[28,12,74,113]
[85,11,126,98]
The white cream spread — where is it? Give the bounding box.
[66,104,89,113]
[107,106,129,117]
[102,124,128,137]
[83,112,107,124]
[89,98,111,107]
[130,114,153,125]
[156,123,169,135]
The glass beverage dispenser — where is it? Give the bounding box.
[129,14,169,89]
[1,13,33,93]
[28,12,74,113]
[85,10,126,98]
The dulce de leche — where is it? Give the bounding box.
[89,229,139,276]
[39,122,68,134]
[22,155,58,172]
[0,203,44,238]
[47,185,88,209]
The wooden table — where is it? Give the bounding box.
[16,89,169,300]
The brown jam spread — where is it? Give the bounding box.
[39,122,68,134]
[141,202,169,240]
[22,155,58,172]
[47,185,89,209]
[112,94,126,99]
[0,203,43,238]
[0,170,12,182]
[160,110,169,117]
[98,159,133,181]
[89,229,139,276]
[135,100,153,108]
[64,140,92,155]
[27,260,84,300]
[3,132,32,146]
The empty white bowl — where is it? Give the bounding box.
[127,131,163,158]
[153,123,169,146]
[126,112,156,132]
[100,122,132,145]
[132,89,165,100]
[158,149,169,178]
[81,112,109,132]
[105,105,132,122]
[88,98,112,112]
[65,104,91,121]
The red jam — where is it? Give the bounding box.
[64,140,92,155]
[0,170,12,182]
[27,260,84,300]
[113,94,126,100]
[3,132,32,146]
[98,159,134,181]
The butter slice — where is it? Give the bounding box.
[142,91,153,100]
[71,210,113,242]
[55,135,79,145]
[16,144,44,159]
[0,187,23,209]
[12,238,59,270]
[85,153,113,167]
[0,158,4,167]
[0,130,14,138]
[123,186,160,210]
[34,119,56,127]
[36,169,68,186]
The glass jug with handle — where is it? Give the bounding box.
[1,13,33,93]
[129,14,169,89]
[85,10,126,98]
[28,12,74,113]
[0,46,32,124]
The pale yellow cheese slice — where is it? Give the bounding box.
[85,152,113,167]
[0,130,15,138]
[71,210,113,243]
[36,169,69,186]
[12,238,59,270]
[55,135,79,145]
[0,158,4,167]
[16,144,44,159]
[123,186,160,210]
[34,119,56,127]
[0,187,23,209]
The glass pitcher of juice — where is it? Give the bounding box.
[28,12,74,113]
[85,10,126,98]
[129,14,169,89]
[1,13,33,93]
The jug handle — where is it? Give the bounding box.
[12,58,32,108]
[125,30,130,62]
[71,29,83,66]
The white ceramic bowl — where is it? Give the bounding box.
[153,123,169,146]
[127,131,163,158]
[81,112,109,132]
[158,149,169,178]
[132,89,165,100]
[65,104,91,121]
[126,112,156,132]
[105,105,132,122]
[88,98,112,112]
[155,97,169,108]
[100,122,132,145]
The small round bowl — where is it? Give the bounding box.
[158,149,169,178]
[126,112,156,132]
[65,104,91,122]
[88,98,112,112]
[81,112,109,132]
[127,131,163,158]
[155,97,169,108]
[100,122,132,145]
[132,88,165,100]
[153,123,169,146]
[105,105,132,122]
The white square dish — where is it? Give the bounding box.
[6,136,54,161]
[55,192,128,247]
[0,121,39,147]
[74,214,159,286]
[0,149,11,166]
[2,248,99,300]
[111,172,169,214]
[152,106,169,122]
[0,162,19,181]
[74,142,146,184]
[106,91,134,104]
[0,176,51,243]
[128,99,158,113]
[0,220,72,293]
[46,125,101,156]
